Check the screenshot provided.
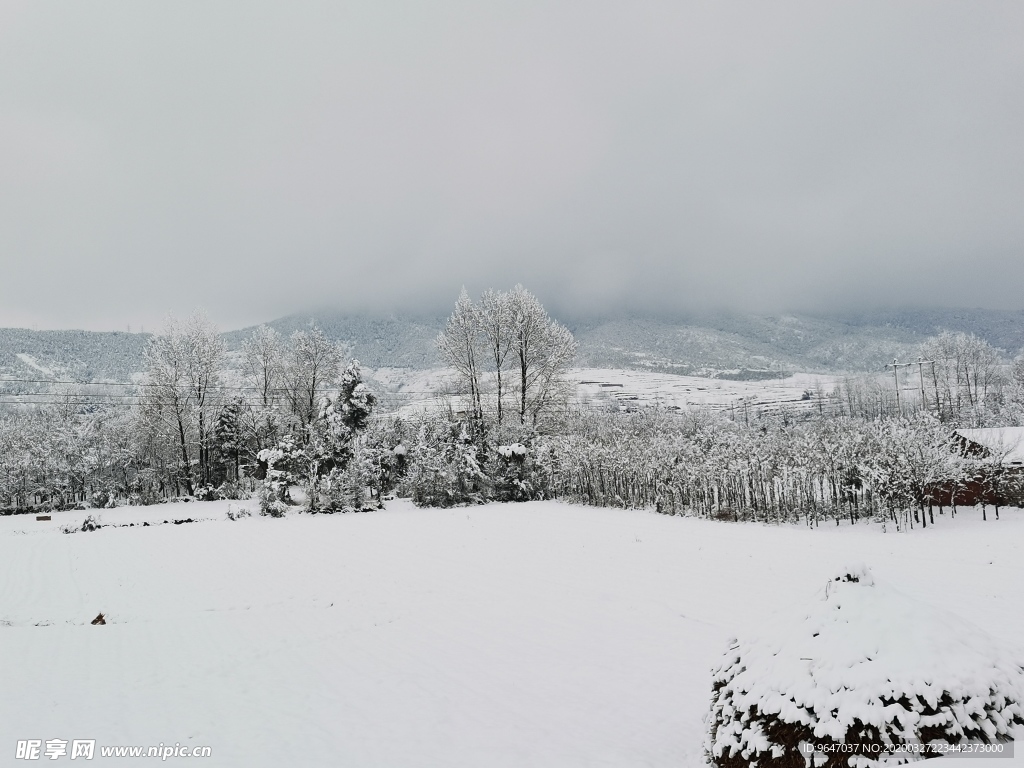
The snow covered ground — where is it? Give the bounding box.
[1,500,1022,767]
[571,368,838,414]
[371,366,839,418]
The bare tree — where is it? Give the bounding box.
[183,313,226,486]
[282,326,344,433]
[139,312,224,494]
[436,288,484,428]
[242,325,285,408]
[919,332,1006,424]
[478,289,515,424]
[507,285,578,425]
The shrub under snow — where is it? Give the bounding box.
[706,564,1024,768]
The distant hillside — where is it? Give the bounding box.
[821,308,1024,356]
[0,328,150,383]
[223,313,445,370]
[571,308,1024,376]
[232,307,1024,377]
[568,313,918,376]
[2,307,1022,386]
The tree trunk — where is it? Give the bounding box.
[177,413,194,496]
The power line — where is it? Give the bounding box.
[0,376,347,393]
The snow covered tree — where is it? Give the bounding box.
[138,313,224,495]
[401,418,487,507]
[507,285,577,425]
[919,332,1006,424]
[436,286,577,431]
[258,360,377,514]
[308,361,377,512]
[214,398,244,483]
[437,288,485,431]
[359,417,413,502]
[478,289,516,424]
[239,325,288,460]
[282,326,345,432]
[242,325,285,408]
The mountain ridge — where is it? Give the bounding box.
[2,307,1022,384]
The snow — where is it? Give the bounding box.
[2,500,1023,767]
[707,563,1024,763]
[371,365,839,417]
[572,368,837,414]
[15,352,54,376]
[957,428,1024,465]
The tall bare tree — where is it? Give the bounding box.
[507,285,578,425]
[282,326,344,433]
[478,289,515,424]
[139,312,224,494]
[919,332,1005,424]
[241,325,287,454]
[242,325,285,408]
[437,288,484,428]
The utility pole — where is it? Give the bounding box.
[887,359,915,416]
[916,357,935,414]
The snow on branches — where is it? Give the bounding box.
[706,565,1024,768]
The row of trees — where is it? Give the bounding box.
[3,292,1024,529]
[0,398,139,510]
[0,312,375,511]
[547,412,1011,529]
[377,408,1020,530]
[830,331,1024,426]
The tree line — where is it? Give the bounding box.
[3,291,1024,529]
[0,312,377,511]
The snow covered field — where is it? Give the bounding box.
[372,366,839,418]
[571,368,838,414]
[2,500,1022,767]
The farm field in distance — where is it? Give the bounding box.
[372,366,840,418]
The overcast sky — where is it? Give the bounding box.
[2,2,1023,331]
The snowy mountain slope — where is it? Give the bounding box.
[1,500,1022,767]
[221,313,446,370]
[570,312,933,375]
[2,307,1022,388]
[224,306,1024,375]
[0,328,150,383]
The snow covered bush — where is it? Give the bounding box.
[225,504,252,521]
[297,361,377,513]
[216,480,249,500]
[193,484,219,502]
[486,441,552,502]
[705,564,1024,768]
[89,489,112,509]
[352,417,412,504]
[319,460,375,513]
[257,436,302,516]
[256,484,289,517]
[402,419,486,507]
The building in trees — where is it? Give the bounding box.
[940,427,1024,510]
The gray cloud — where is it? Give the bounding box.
[2,1,1023,330]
